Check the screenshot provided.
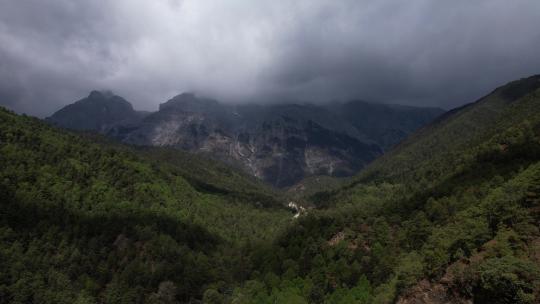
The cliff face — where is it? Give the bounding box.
[49,92,444,187]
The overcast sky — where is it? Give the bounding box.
[1,0,540,117]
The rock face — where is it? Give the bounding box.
[48,92,444,187]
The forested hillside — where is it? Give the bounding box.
[0,107,290,303]
[1,76,540,304]
[228,76,540,303]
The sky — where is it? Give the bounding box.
[1,0,540,117]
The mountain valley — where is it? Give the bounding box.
[1,75,540,303]
[47,92,443,187]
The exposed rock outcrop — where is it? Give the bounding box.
[48,92,444,187]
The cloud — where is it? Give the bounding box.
[1,0,540,116]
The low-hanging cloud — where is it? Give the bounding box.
[1,0,540,117]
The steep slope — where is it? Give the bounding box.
[114,94,386,187]
[228,75,540,303]
[354,74,540,186]
[47,90,148,133]
[49,92,443,187]
[0,106,290,303]
[327,100,444,150]
[136,146,283,208]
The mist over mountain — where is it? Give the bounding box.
[48,92,443,187]
[1,1,540,116]
[3,74,540,303]
[2,1,540,303]
[46,91,149,132]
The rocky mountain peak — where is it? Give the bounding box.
[48,93,445,187]
[159,93,222,113]
[83,90,134,110]
[46,91,145,132]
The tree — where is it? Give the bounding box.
[202,289,224,304]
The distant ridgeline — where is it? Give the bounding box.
[47,92,444,187]
[2,75,539,303]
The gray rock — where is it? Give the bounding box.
[48,92,444,187]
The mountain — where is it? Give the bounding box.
[355,74,540,185]
[230,75,540,303]
[121,95,383,188]
[46,90,148,132]
[2,75,540,303]
[326,100,445,150]
[48,93,444,187]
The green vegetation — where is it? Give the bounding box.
[0,107,290,303]
[228,76,540,303]
[1,76,540,303]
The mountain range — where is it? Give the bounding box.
[47,92,443,187]
[1,75,540,303]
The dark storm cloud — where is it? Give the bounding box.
[1,0,540,117]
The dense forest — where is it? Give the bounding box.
[0,107,291,303]
[228,76,540,303]
[1,76,540,303]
